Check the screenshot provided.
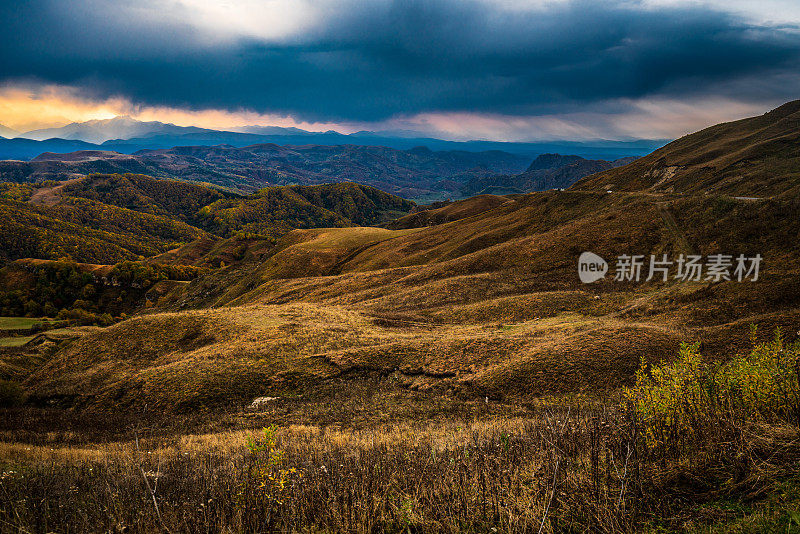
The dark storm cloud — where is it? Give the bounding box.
[1,0,798,121]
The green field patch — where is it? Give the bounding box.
[0,317,65,332]
[0,317,48,330]
[0,336,35,347]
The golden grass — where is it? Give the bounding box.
[0,416,536,466]
[21,298,687,411]
[3,394,798,533]
[16,185,800,412]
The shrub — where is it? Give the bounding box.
[716,327,800,424]
[42,302,58,317]
[626,342,709,447]
[57,307,102,326]
[627,328,800,449]
[243,425,301,504]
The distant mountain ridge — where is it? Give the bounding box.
[3,116,664,161]
[0,143,533,199]
[0,123,18,138]
[1,144,641,200]
[19,116,212,144]
[0,137,100,161]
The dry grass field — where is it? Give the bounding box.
[2,369,799,533]
[1,184,799,531]
[3,104,800,530]
[4,187,799,412]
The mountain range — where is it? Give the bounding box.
[19,116,209,144]
[0,116,665,161]
[0,144,526,200]
[1,145,641,201]
[2,102,799,415]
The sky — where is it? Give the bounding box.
[0,0,798,141]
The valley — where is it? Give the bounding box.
[0,102,799,532]
[4,0,800,529]
[0,143,643,201]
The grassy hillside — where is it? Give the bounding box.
[17,187,800,411]
[0,196,209,264]
[62,173,230,225]
[0,174,417,334]
[0,174,416,264]
[287,183,415,225]
[574,100,800,196]
[199,182,415,237]
[386,194,513,229]
[2,108,800,532]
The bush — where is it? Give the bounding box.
[717,328,800,423]
[42,302,58,317]
[243,425,301,504]
[627,328,800,449]
[57,307,102,326]
[0,379,25,407]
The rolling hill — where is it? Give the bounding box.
[60,172,231,225]
[574,99,800,197]
[4,102,800,414]
[0,194,210,264]
[15,187,800,411]
[0,174,417,332]
[0,174,416,265]
[12,188,800,411]
[385,194,514,229]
